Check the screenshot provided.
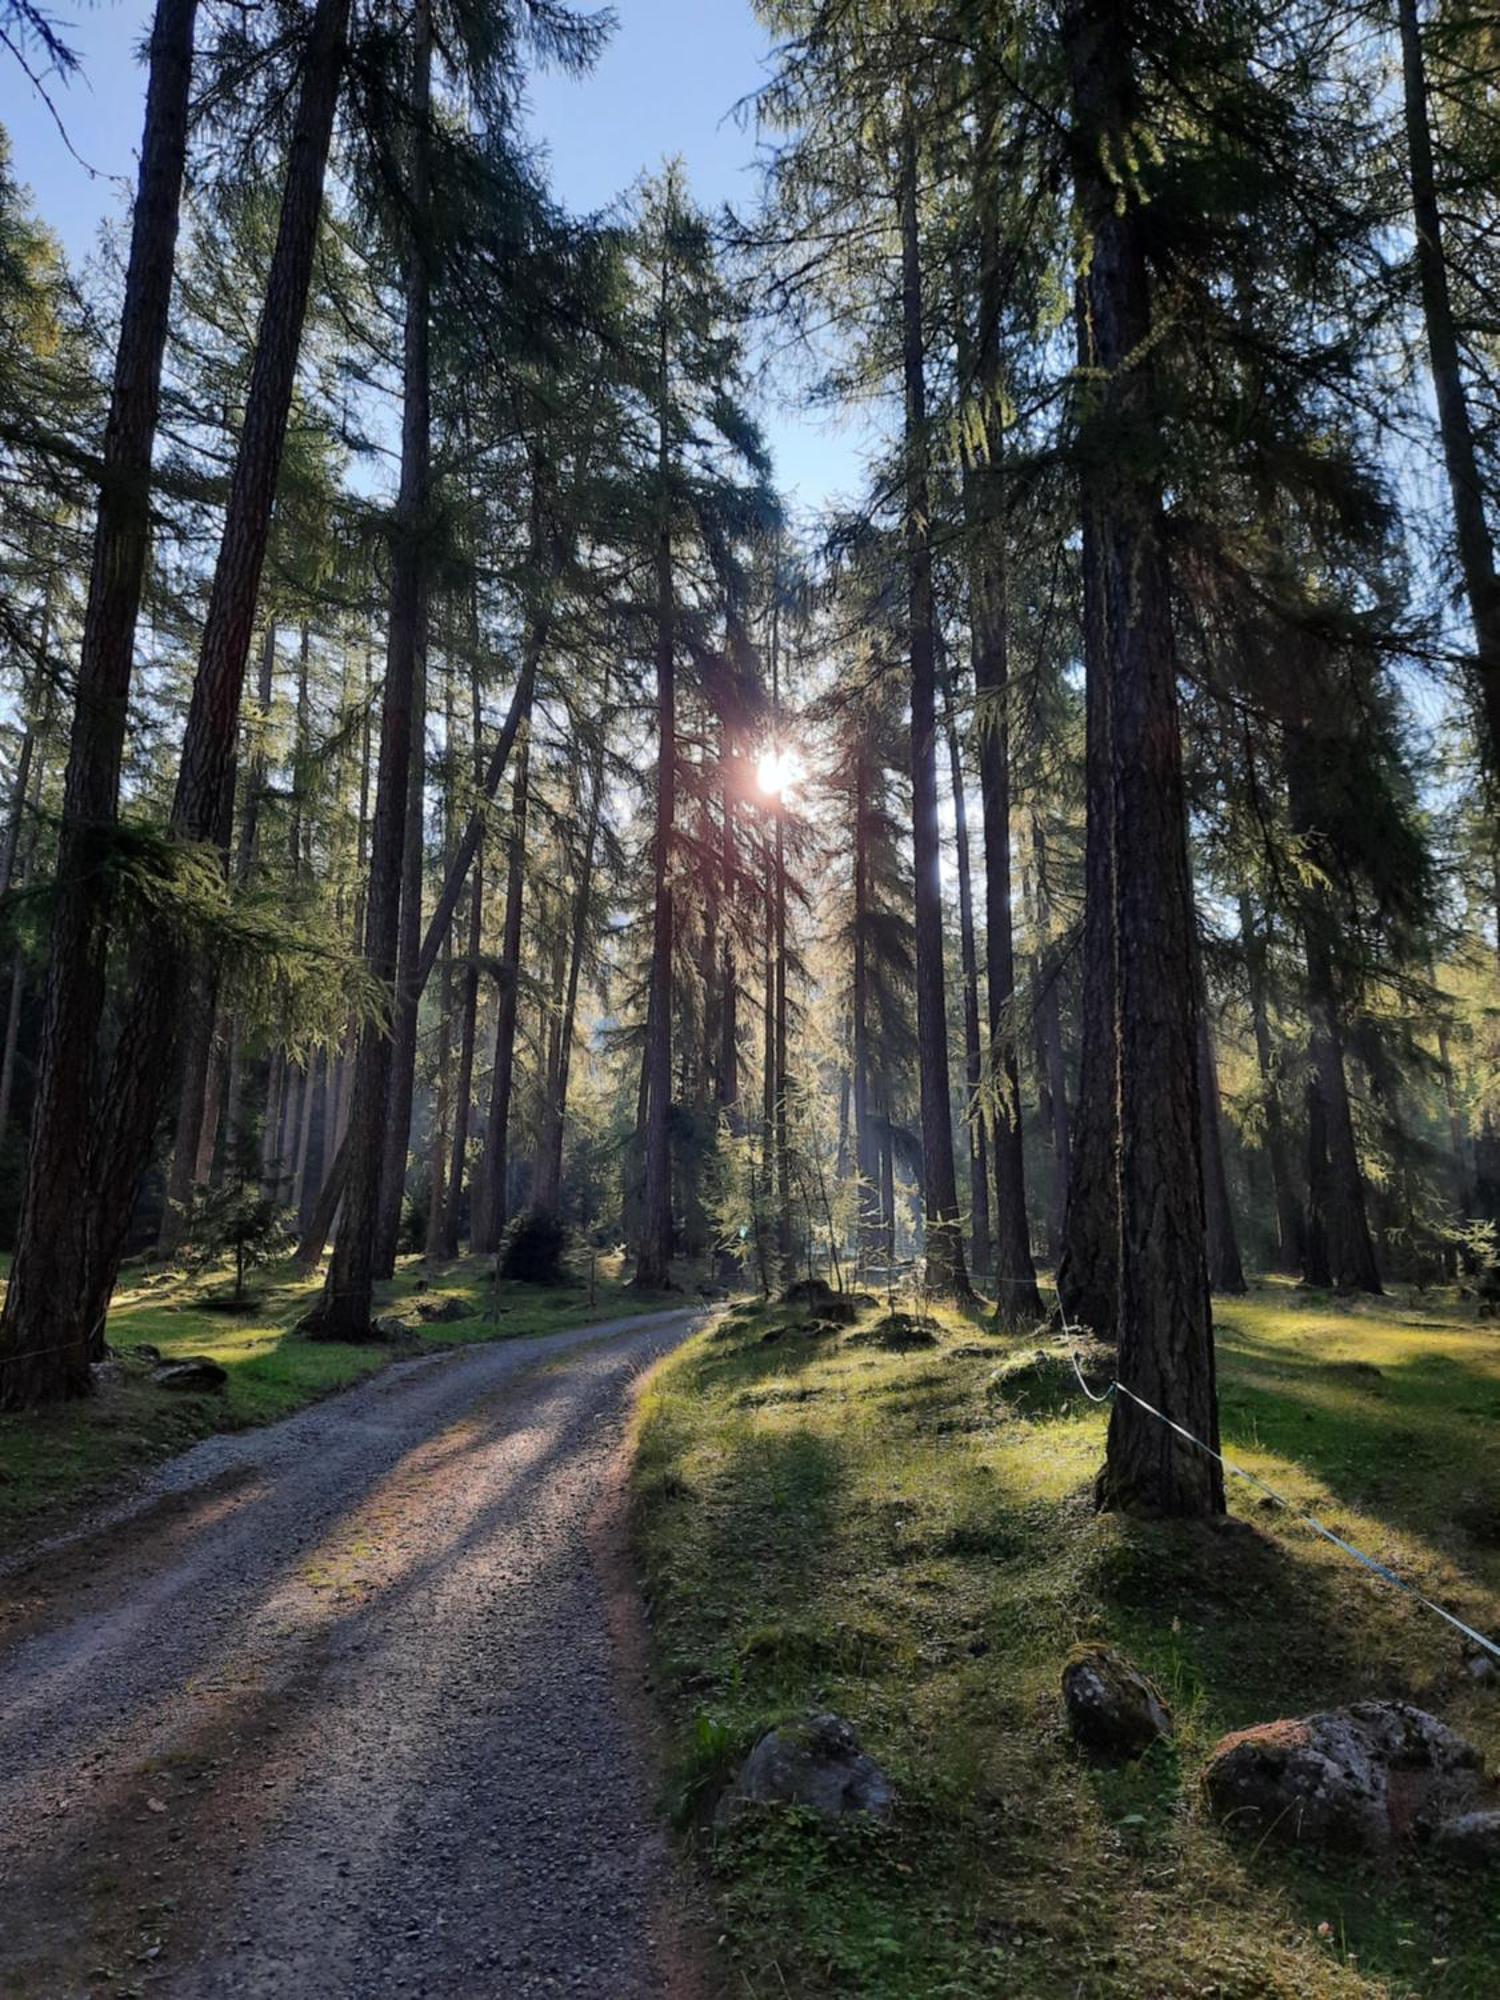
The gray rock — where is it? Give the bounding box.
[152,1357,229,1393]
[414,1297,469,1324]
[717,1713,894,1823]
[373,1315,420,1343]
[1435,1808,1500,1863]
[1062,1645,1172,1759]
[1203,1701,1485,1851]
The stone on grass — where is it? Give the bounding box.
[1202,1701,1484,1852]
[1434,1808,1500,1863]
[373,1315,420,1343]
[1062,1644,1172,1759]
[717,1713,894,1824]
[151,1357,228,1393]
[415,1296,468,1324]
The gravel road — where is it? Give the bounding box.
[0,1307,710,1999]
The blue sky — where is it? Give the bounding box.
[2,0,866,507]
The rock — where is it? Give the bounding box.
[414,1297,469,1324]
[717,1713,894,1824]
[781,1276,838,1310]
[93,1358,127,1388]
[1203,1702,1485,1851]
[1062,1645,1172,1759]
[849,1312,939,1351]
[151,1357,228,1393]
[372,1315,420,1343]
[1434,1808,1500,1863]
[130,1343,163,1363]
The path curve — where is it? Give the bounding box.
[0,1307,710,1998]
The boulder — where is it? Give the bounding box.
[151,1357,228,1393]
[717,1713,894,1824]
[781,1276,838,1310]
[1203,1702,1485,1851]
[1062,1644,1172,1759]
[1434,1808,1500,1864]
[373,1315,420,1343]
[414,1296,469,1324]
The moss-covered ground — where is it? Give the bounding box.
[0,1251,673,1546]
[632,1278,1500,1998]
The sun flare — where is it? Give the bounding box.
[756,746,804,801]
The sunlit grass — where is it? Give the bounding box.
[633,1280,1500,1999]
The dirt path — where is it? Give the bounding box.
[0,1307,712,1999]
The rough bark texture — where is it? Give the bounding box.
[0,0,198,1408]
[1240,891,1302,1270]
[899,108,969,1302]
[473,724,532,1255]
[1399,0,1500,776]
[374,643,427,1277]
[1056,505,1118,1343]
[311,3,429,1339]
[1198,991,1247,1296]
[943,682,992,1278]
[634,262,676,1291]
[1066,0,1223,1516]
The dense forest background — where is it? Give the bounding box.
[2,0,1499,1515]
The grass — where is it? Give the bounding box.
[632,1278,1500,1999]
[0,1249,677,1547]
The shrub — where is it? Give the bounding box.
[499,1207,570,1286]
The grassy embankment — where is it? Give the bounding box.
[0,1250,674,1544]
[633,1279,1500,1999]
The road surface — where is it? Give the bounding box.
[0,1307,710,1998]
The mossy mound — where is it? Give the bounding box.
[848,1311,940,1351]
[987,1338,1114,1414]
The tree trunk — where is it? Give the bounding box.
[898,104,969,1302]
[0,0,198,1407]
[535,671,609,1216]
[373,638,427,1277]
[1197,979,1247,1296]
[851,746,882,1269]
[473,721,531,1254]
[634,247,676,1292]
[1065,0,1222,1516]
[310,0,428,1339]
[1025,823,1072,1262]
[1398,0,1500,775]
[942,675,992,1278]
[1240,891,1301,1269]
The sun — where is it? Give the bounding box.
[756,746,804,802]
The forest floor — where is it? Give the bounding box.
[0,1251,676,1549]
[633,1277,1500,1999]
[0,1299,713,1998]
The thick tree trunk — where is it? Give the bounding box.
[1056,505,1118,1341]
[899,107,969,1302]
[1399,0,1500,775]
[310,1,428,1339]
[1065,0,1222,1516]
[31,0,353,1373]
[374,641,427,1277]
[0,0,198,1407]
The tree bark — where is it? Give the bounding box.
[898,103,969,1302]
[942,675,992,1278]
[310,0,428,1338]
[1398,0,1500,776]
[0,0,198,1407]
[634,242,677,1291]
[1240,891,1301,1269]
[373,638,427,1277]
[1065,0,1222,1516]
[473,721,531,1254]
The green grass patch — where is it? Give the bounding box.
[633,1278,1500,1998]
[0,1252,675,1547]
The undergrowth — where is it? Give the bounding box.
[632,1279,1500,1998]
